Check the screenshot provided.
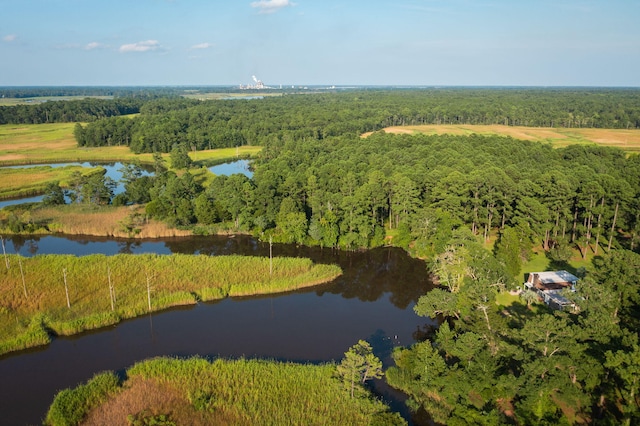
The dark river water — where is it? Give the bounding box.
[0,234,435,425]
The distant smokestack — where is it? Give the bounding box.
[252,75,258,83]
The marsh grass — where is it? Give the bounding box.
[0,123,261,166]
[45,371,121,426]
[26,204,193,238]
[0,165,101,199]
[0,253,341,355]
[48,357,402,426]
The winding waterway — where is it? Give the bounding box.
[0,234,435,425]
[0,162,153,209]
[0,159,249,208]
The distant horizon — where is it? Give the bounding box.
[2,84,639,89]
[2,1,638,87]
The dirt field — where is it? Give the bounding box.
[363,124,640,153]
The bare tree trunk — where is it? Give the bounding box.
[108,266,115,311]
[583,195,594,259]
[478,304,491,331]
[146,273,152,312]
[269,236,273,276]
[18,257,27,298]
[571,206,578,242]
[544,228,550,251]
[1,236,8,270]
[594,196,605,255]
[63,268,71,309]
[608,202,620,252]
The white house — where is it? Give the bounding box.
[524,270,578,311]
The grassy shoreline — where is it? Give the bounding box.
[0,165,103,200]
[0,253,342,356]
[45,357,403,426]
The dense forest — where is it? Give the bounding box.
[0,98,144,124]
[71,89,640,153]
[3,88,640,147]
[4,88,640,424]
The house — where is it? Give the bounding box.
[524,270,578,311]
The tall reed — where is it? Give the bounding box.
[0,253,341,355]
[46,357,404,426]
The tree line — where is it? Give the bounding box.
[0,97,143,124]
[68,88,640,154]
[47,131,640,269]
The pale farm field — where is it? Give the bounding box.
[364,124,640,153]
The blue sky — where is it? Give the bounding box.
[1,0,638,86]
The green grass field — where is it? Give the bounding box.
[0,123,262,166]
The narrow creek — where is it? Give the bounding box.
[0,234,435,425]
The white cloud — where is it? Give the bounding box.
[119,40,162,53]
[250,0,295,14]
[3,34,17,42]
[84,42,106,50]
[190,42,214,50]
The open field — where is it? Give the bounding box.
[366,124,640,153]
[0,95,114,106]
[0,253,342,355]
[0,123,262,166]
[46,357,398,426]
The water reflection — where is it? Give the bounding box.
[208,159,252,178]
[4,235,432,309]
[0,234,434,425]
[0,162,154,208]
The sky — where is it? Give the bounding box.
[1,0,638,87]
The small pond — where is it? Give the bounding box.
[0,160,250,208]
[0,162,151,208]
[208,159,252,178]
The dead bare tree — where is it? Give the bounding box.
[18,257,27,298]
[63,268,70,309]
[269,236,273,276]
[146,272,152,312]
[1,236,9,270]
[107,266,115,311]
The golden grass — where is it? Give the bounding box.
[364,125,640,153]
[30,204,192,238]
[52,357,395,426]
[0,123,262,166]
[0,165,99,199]
[0,253,342,355]
[83,376,194,426]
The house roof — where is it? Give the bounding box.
[530,270,579,285]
